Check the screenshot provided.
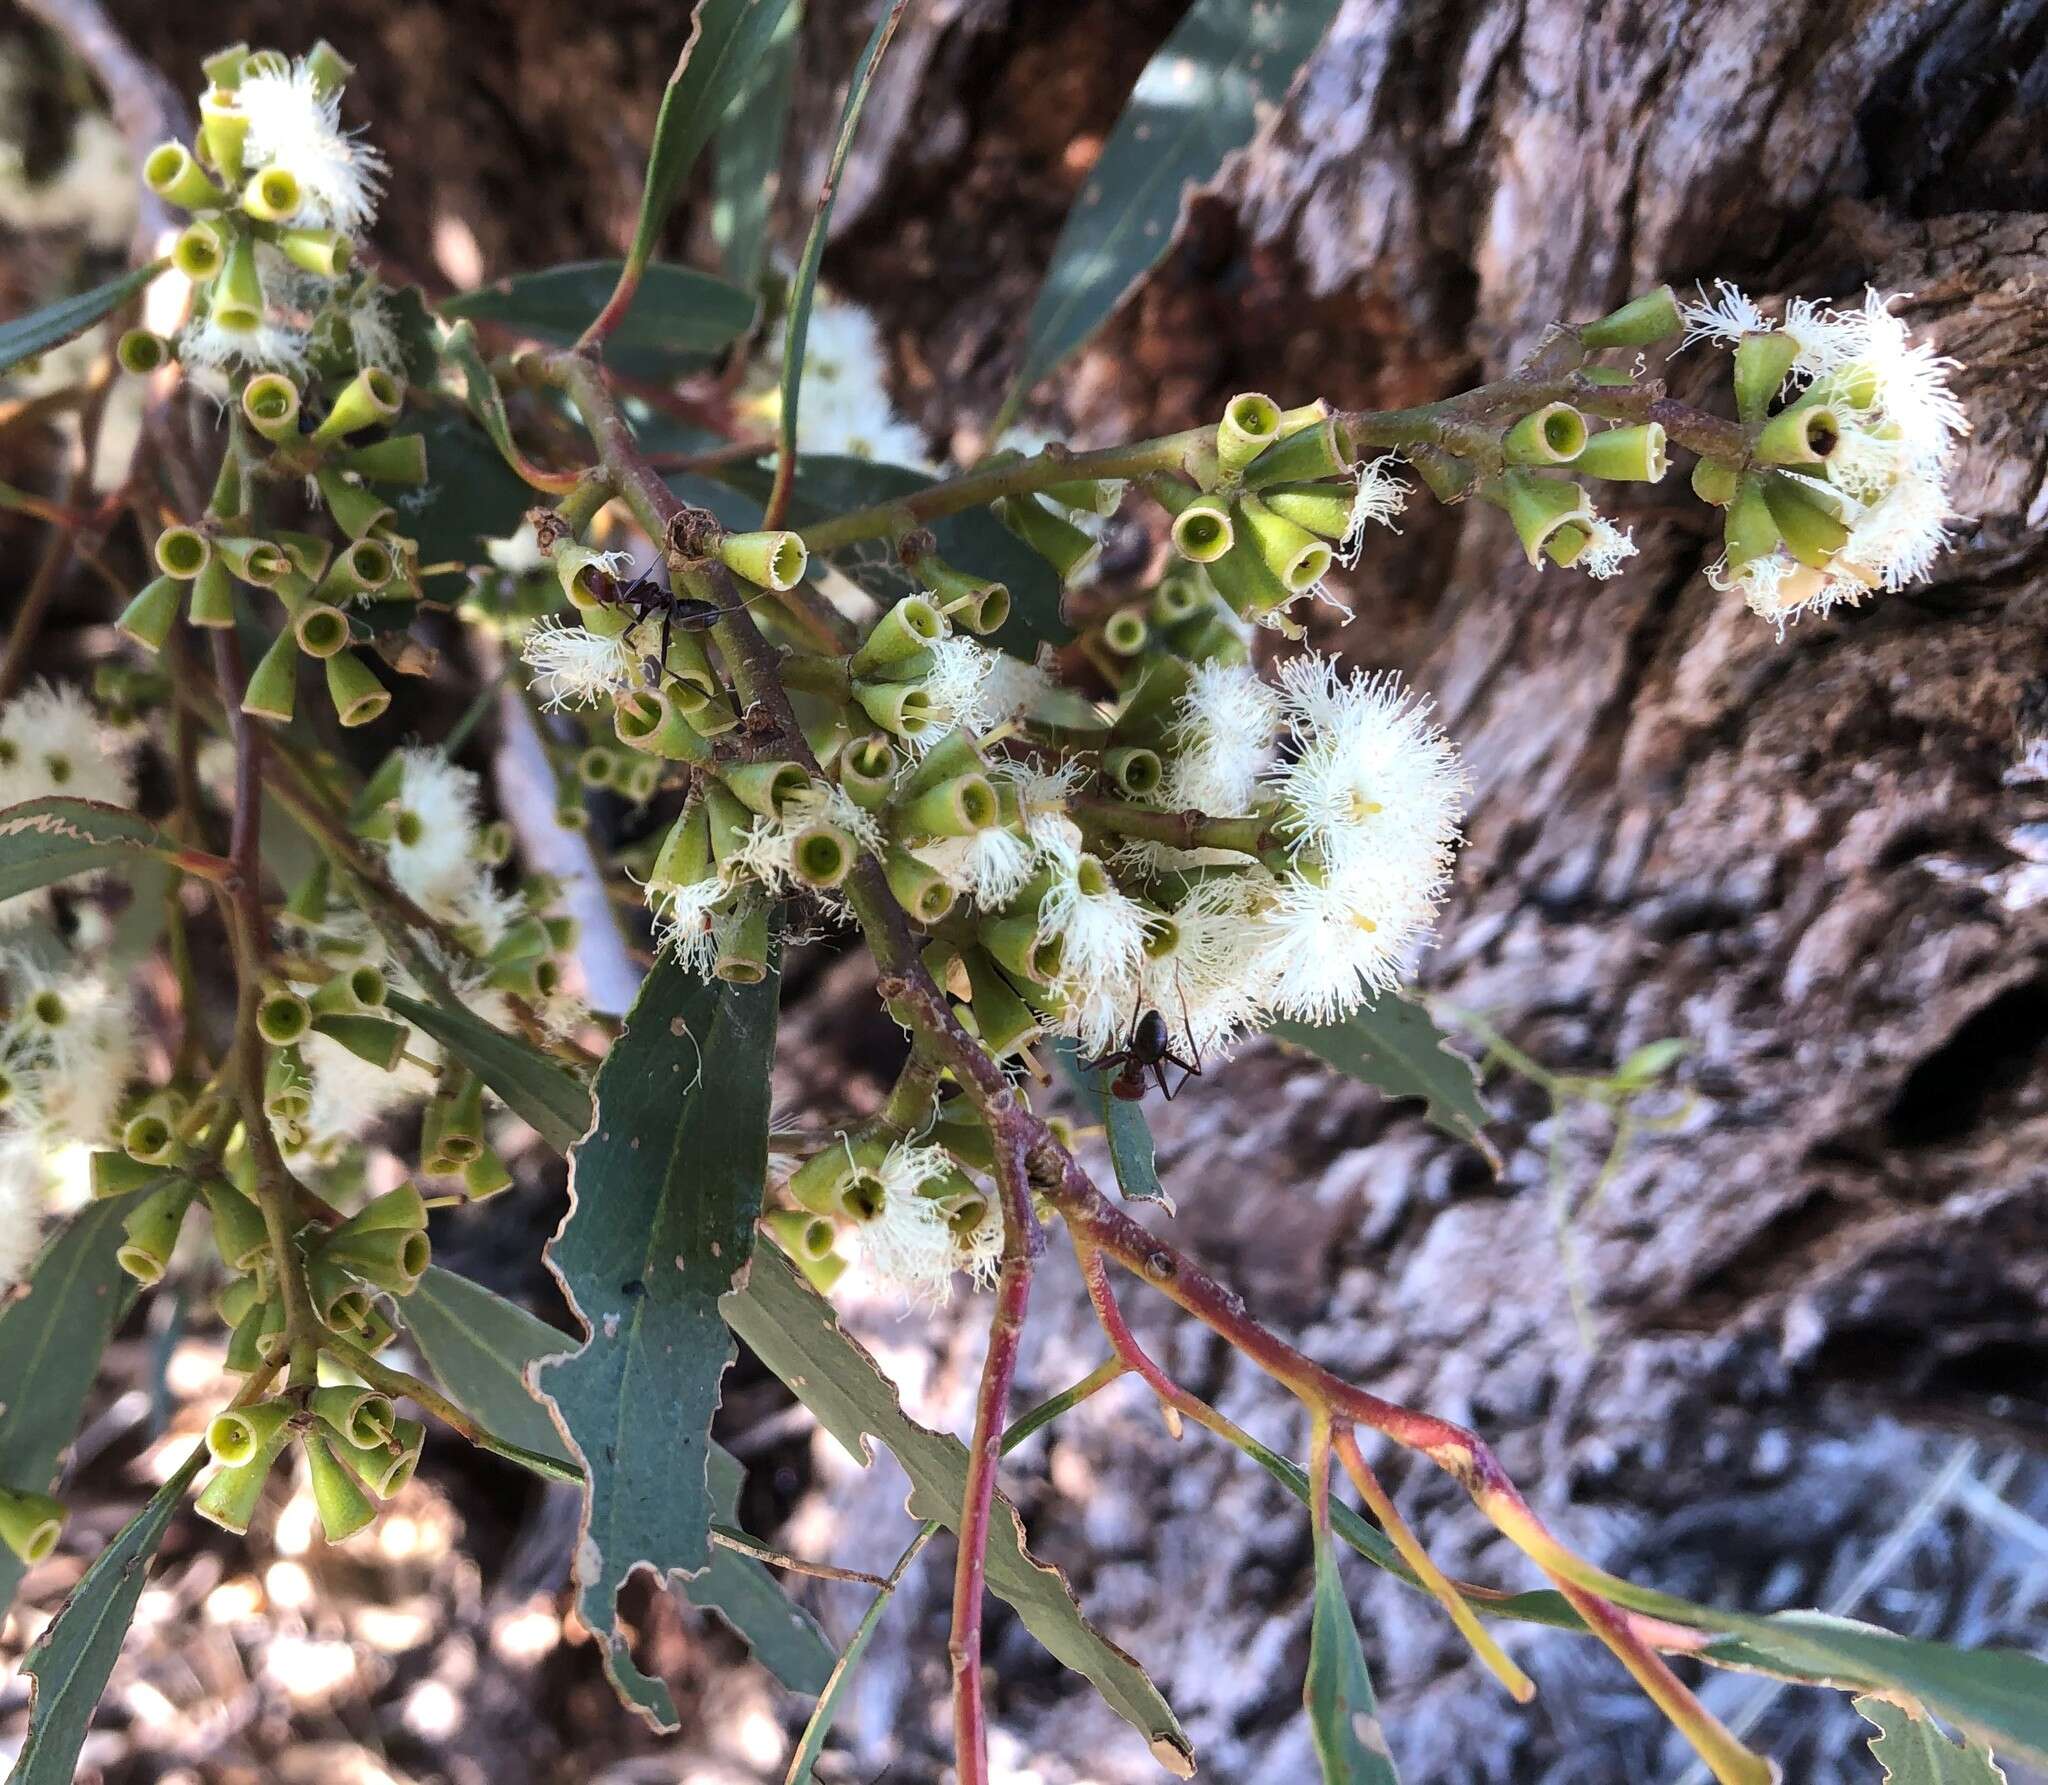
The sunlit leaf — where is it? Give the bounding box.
[724,1249,1195,1773]
[1306,1502,1401,1784]
[1052,1037,1169,1206]
[711,0,802,291]
[0,261,163,376]
[534,954,780,1728]
[1861,1697,2009,1784]
[385,990,593,1156]
[1007,0,1342,402]
[0,798,185,903]
[0,1197,140,1610]
[1271,994,1498,1166]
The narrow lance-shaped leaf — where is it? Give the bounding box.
[775,0,911,488]
[385,990,592,1156]
[1271,992,1498,1167]
[403,1266,831,1692]
[12,1447,206,1784]
[0,1197,142,1610]
[533,954,781,1728]
[724,1249,1196,1775]
[0,798,191,903]
[0,260,164,376]
[626,0,800,281]
[1052,1037,1170,1208]
[1860,1696,2009,1784]
[1005,0,1343,407]
[1305,1481,1402,1785]
[440,262,757,377]
[712,0,802,290]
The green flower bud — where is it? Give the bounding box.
[790,820,857,890]
[310,367,404,447]
[1102,745,1163,799]
[305,39,356,94]
[194,1428,291,1534]
[309,1011,408,1070]
[1204,539,1293,616]
[240,164,303,223]
[256,983,311,1045]
[851,595,947,679]
[1502,402,1588,467]
[1490,471,1594,566]
[884,846,956,923]
[1731,331,1799,424]
[177,558,234,631]
[995,494,1099,583]
[312,467,394,541]
[144,140,227,210]
[116,328,169,375]
[305,1255,373,1335]
[304,1431,379,1541]
[1235,494,1333,593]
[1243,415,1346,486]
[90,1150,165,1199]
[310,963,387,1015]
[223,1295,288,1375]
[206,1397,292,1468]
[330,1419,424,1500]
[265,1045,312,1120]
[153,525,211,580]
[574,744,617,789]
[1577,285,1682,350]
[1215,391,1283,477]
[1100,607,1149,657]
[1761,473,1850,568]
[478,821,515,867]
[617,755,661,805]
[918,557,1010,635]
[275,226,352,278]
[171,216,230,283]
[314,538,396,605]
[199,87,249,182]
[324,650,390,727]
[701,781,756,876]
[201,1179,272,1275]
[484,953,561,1001]
[1722,475,1782,568]
[211,232,267,333]
[855,678,936,740]
[1573,423,1667,483]
[718,528,808,590]
[980,912,1061,986]
[1542,523,1590,568]
[650,800,715,893]
[1755,399,1843,467]
[202,43,250,86]
[722,760,811,819]
[311,1385,397,1450]
[714,901,772,986]
[463,1147,515,1200]
[768,1208,838,1264]
[895,771,999,839]
[1149,569,1210,626]
[1255,483,1352,540]
[117,575,184,653]
[117,1177,195,1284]
[1691,457,1739,507]
[319,1223,431,1296]
[121,1097,184,1166]
[291,601,352,659]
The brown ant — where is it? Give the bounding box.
[590,563,771,691]
[1082,1003,1202,1102]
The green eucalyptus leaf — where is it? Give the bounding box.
[697,1446,834,1695]
[1007,0,1341,401]
[1052,1037,1169,1206]
[0,261,164,376]
[0,798,183,902]
[0,1197,140,1609]
[384,990,592,1155]
[441,261,757,377]
[724,1249,1195,1774]
[1271,994,1498,1167]
[1306,1503,1401,1784]
[12,1447,205,1783]
[436,324,543,494]
[533,954,780,1728]
[387,408,534,581]
[628,0,801,280]
[712,0,802,290]
[1861,1697,2008,1784]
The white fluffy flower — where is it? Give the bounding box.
[1579,518,1638,580]
[299,1024,416,1150]
[758,294,933,468]
[1142,872,1272,1057]
[951,1197,1004,1291]
[911,637,998,750]
[995,757,1085,870]
[1,953,133,1146]
[1165,661,1282,815]
[1339,456,1410,564]
[1252,860,1437,1023]
[385,749,483,918]
[649,878,730,977]
[1797,289,1970,467]
[0,1133,49,1294]
[849,1142,959,1304]
[521,618,652,711]
[486,521,550,578]
[342,282,406,372]
[237,60,387,237]
[0,682,134,928]
[733,784,880,894]
[915,825,1036,908]
[177,314,311,379]
[981,651,1056,725]
[1679,279,1769,348]
[1038,856,1154,1052]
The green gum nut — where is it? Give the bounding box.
[91,1150,165,1200]
[489,915,552,965]
[256,983,311,1045]
[310,367,404,447]
[718,528,808,591]
[116,328,169,375]
[1167,492,1234,565]
[896,727,983,800]
[240,164,302,223]
[838,734,900,809]
[1150,570,1210,625]
[615,690,711,763]
[265,1046,311,1120]
[1577,284,1682,350]
[1722,475,1782,568]
[310,963,387,1014]
[172,216,229,282]
[1243,415,1346,487]
[304,1431,379,1542]
[333,1419,424,1499]
[785,1136,873,1218]
[194,1429,292,1534]
[307,1255,373,1333]
[980,912,1060,986]
[305,39,356,93]
[463,1147,515,1200]
[310,1011,409,1070]
[276,226,351,278]
[424,1075,484,1170]
[884,846,956,923]
[242,375,304,446]
[996,494,1099,584]
[661,624,718,698]
[200,1179,272,1274]
[1204,538,1293,616]
[1493,471,1594,566]
[1100,607,1149,657]
[321,1223,432,1296]
[206,1397,293,1468]
[485,953,561,1001]
[556,543,619,609]
[202,43,250,87]
[315,538,396,603]
[314,467,394,541]
[1103,745,1163,799]
[311,1385,396,1449]
[918,558,1010,635]
[1042,477,1124,518]
[478,820,515,867]
[118,1178,195,1284]
[154,525,211,580]
[1762,473,1850,567]
[962,946,1038,1058]
[574,744,617,788]
[1503,402,1589,467]
[1542,523,1591,568]
[1732,331,1800,424]
[1755,400,1843,467]
[1236,493,1333,593]
[855,678,935,740]
[895,771,999,839]
[722,760,811,819]
[215,1271,263,1334]
[144,140,226,210]
[703,781,757,875]
[1257,483,1353,540]
[1215,391,1283,476]
[790,821,856,890]
[1573,423,1667,483]
[117,575,185,653]
[714,901,772,985]
[121,1101,183,1165]
[1691,457,1740,507]
[336,434,430,485]
[618,754,661,805]
[212,233,267,333]
[199,88,249,181]
[850,595,947,679]
[769,1208,838,1265]
[325,650,391,727]
[215,534,289,586]
[292,602,352,659]
[1110,652,1191,744]
[649,800,714,892]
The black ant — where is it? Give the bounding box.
[591,563,726,687]
[1082,1003,1202,1102]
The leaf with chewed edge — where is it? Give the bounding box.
[532,955,780,1728]
[724,1248,1194,1774]
[0,798,183,902]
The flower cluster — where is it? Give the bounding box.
[1681,283,1969,626]
[0,681,133,927]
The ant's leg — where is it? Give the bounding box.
[1153,1059,1174,1100]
